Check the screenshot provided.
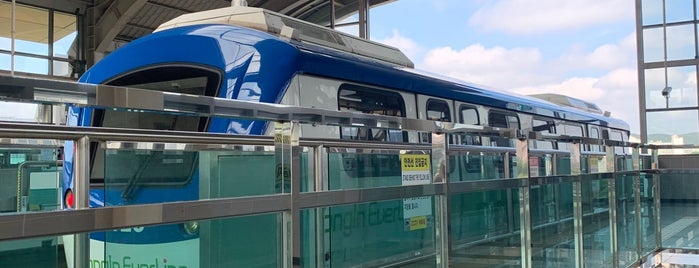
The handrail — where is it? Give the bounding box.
[0,75,645,148]
[0,121,645,160]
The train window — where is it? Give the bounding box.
[460,106,479,125]
[563,124,584,137]
[421,99,451,143]
[532,119,555,150]
[558,123,583,150]
[488,110,519,129]
[459,105,481,145]
[426,99,451,122]
[99,66,221,132]
[488,110,519,147]
[589,127,601,152]
[338,84,406,142]
[610,130,626,154]
[90,66,222,186]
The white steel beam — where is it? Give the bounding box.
[94,0,147,53]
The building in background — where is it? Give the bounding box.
[636,0,699,150]
[0,2,79,78]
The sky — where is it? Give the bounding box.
[368,0,640,134]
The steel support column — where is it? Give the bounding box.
[432,132,449,267]
[276,122,301,268]
[516,137,531,268]
[74,136,90,268]
[606,145,618,268]
[571,141,584,268]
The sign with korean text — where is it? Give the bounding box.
[401,154,432,231]
[400,154,431,185]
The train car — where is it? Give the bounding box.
[61,5,630,268]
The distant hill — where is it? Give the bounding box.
[648,132,699,144]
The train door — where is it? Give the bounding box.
[325,84,435,267]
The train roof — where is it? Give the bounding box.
[85,8,629,132]
[156,6,414,68]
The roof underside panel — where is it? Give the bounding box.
[98,0,394,45]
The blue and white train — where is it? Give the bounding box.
[62,5,630,268]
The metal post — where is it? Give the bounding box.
[432,132,450,267]
[276,122,301,268]
[634,172,642,260]
[606,145,618,268]
[313,145,326,267]
[653,169,662,251]
[545,154,553,176]
[571,141,584,268]
[329,0,336,29]
[504,152,511,179]
[515,137,531,268]
[632,147,640,171]
[11,0,16,75]
[358,0,369,39]
[74,136,90,268]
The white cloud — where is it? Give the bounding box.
[512,77,605,100]
[375,30,641,133]
[374,30,424,63]
[553,33,637,72]
[419,44,553,89]
[509,69,640,133]
[469,0,633,34]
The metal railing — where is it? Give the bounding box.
[0,74,668,268]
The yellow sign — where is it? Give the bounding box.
[400,154,431,172]
[409,216,427,230]
[401,154,431,185]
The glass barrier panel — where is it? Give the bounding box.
[0,146,62,213]
[556,156,571,175]
[86,213,282,268]
[530,181,575,268]
[581,155,589,174]
[659,173,699,249]
[616,174,638,267]
[102,145,311,203]
[302,197,437,267]
[581,175,612,267]
[0,235,67,267]
[448,152,510,182]
[641,156,653,170]
[327,150,401,190]
[449,188,521,267]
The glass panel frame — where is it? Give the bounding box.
[666,24,696,61]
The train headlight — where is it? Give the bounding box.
[64,189,74,208]
[182,221,199,236]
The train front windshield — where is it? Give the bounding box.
[90,66,221,192]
